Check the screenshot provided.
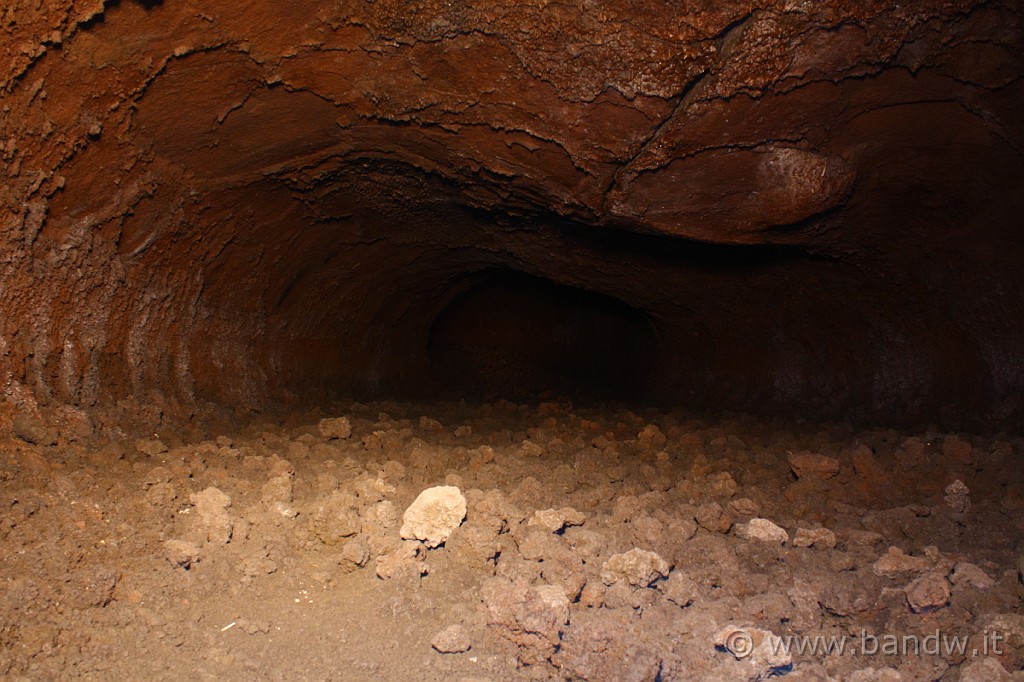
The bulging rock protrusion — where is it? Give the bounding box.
[609,146,855,244]
[754,147,856,227]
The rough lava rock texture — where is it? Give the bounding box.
[739,517,790,544]
[1,399,1023,679]
[400,485,467,547]
[0,0,1023,430]
[600,548,671,588]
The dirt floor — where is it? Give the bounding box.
[1,400,1022,681]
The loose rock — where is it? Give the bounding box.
[793,527,837,549]
[191,487,234,544]
[662,570,700,607]
[714,626,793,679]
[601,548,670,587]
[527,507,586,533]
[318,417,353,440]
[481,579,569,665]
[637,424,667,449]
[375,541,428,580]
[12,413,58,446]
[340,536,370,570]
[163,539,200,568]
[905,573,951,613]
[135,438,168,456]
[872,547,931,578]
[447,523,500,567]
[739,518,789,545]
[730,497,760,516]
[944,479,971,513]
[951,562,994,590]
[787,452,841,480]
[419,416,444,432]
[696,502,734,534]
[959,658,1018,682]
[400,486,467,548]
[431,624,472,653]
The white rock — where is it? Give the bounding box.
[527,507,586,533]
[601,548,670,587]
[400,486,467,548]
[741,518,789,544]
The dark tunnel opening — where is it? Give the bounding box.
[425,270,663,404]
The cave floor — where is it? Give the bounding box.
[1,401,1022,681]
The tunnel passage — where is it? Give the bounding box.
[4,5,1024,680]
[426,271,663,403]
[1,0,1023,432]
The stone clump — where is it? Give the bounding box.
[400,485,467,548]
[0,400,1020,681]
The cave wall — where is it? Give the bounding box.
[1,0,1022,428]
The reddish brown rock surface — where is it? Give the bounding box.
[1,0,1022,428]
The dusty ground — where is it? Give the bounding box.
[1,400,1023,681]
